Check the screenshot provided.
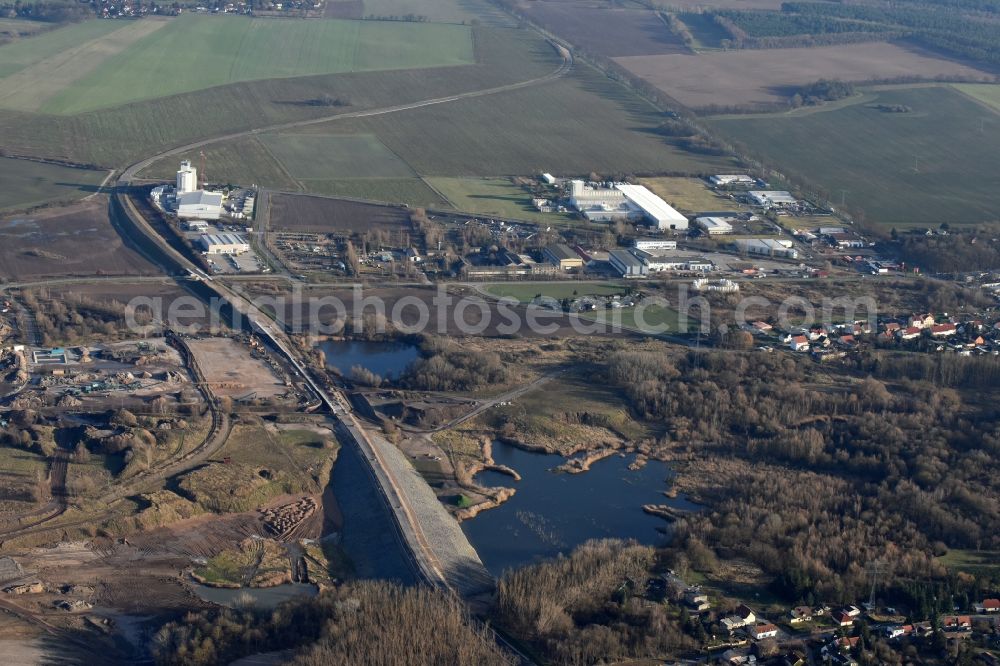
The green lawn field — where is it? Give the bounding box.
[38,15,474,114]
[140,137,300,191]
[260,133,416,180]
[483,282,628,303]
[361,0,514,25]
[710,85,1000,227]
[426,177,575,224]
[0,157,108,211]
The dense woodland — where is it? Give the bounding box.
[897,232,1000,273]
[712,2,1000,66]
[399,336,509,392]
[494,539,696,664]
[153,581,510,666]
[605,347,1000,605]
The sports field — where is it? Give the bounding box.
[4,15,473,114]
[0,157,108,211]
[710,85,1000,226]
[426,177,574,224]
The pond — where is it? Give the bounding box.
[462,442,698,575]
[318,339,420,381]
[189,581,318,610]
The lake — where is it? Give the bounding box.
[318,339,420,380]
[462,442,697,575]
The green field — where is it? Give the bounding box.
[318,62,734,177]
[298,178,450,206]
[0,26,550,168]
[579,303,687,334]
[361,0,514,25]
[426,177,574,224]
[639,176,743,213]
[937,549,1000,576]
[710,85,1000,226]
[953,83,1000,113]
[35,15,474,114]
[0,157,108,211]
[260,133,416,179]
[483,282,627,303]
[141,137,299,190]
[0,19,120,78]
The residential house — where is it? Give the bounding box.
[884,625,915,639]
[752,321,773,334]
[883,322,901,334]
[833,610,856,627]
[748,622,778,640]
[930,323,958,337]
[735,605,757,625]
[790,335,810,352]
[943,616,972,631]
[788,606,813,624]
[909,313,936,329]
[837,335,856,347]
[974,598,1000,613]
[900,326,922,341]
[685,589,711,612]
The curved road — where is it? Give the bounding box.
[121,45,573,182]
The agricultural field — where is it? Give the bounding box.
[316,62,735,176]
[259,133,417,180]
[0,18,169,113]
[0,25,555,168]
[639,176,744,213]
[426,177,574,224]
[953,83,1000,113]
[35,15,474,114]
[615,41,993,109]
[516,1,685,56]
[268,193,410,234]
[710,85,1000,226]
[482,282,627,303]
[0,157,109,212]
[0,18,121,78]
[0,198,160,279]
[140,137,299,191]
[361,0,514,25]
[301,178,450,207]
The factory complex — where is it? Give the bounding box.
[568,180,688,230]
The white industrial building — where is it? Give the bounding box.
[710,174,755,187]
[616,183,688,231]
[633,250,714,273]
[735,238,799,259]
[695,216,734,235]
[568,180,688,230]
[198,233,250,255]
[609,249,647,277]
[183,220,210,232]
[176,160,198,194]
[748,191,796,207]
[177,190,224,220]
[633,238,677,251]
